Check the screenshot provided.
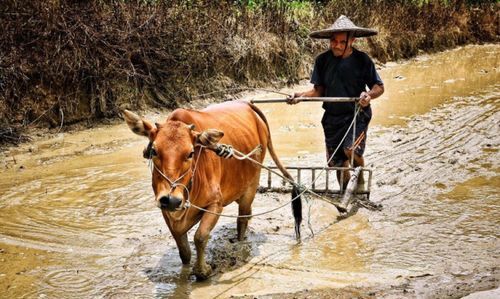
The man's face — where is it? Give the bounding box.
[330,32,354,57]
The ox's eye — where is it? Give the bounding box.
[187,150,195,160]
[143,141,158,159]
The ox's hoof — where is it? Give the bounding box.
[193,263,212,281]
[229,236,246,243]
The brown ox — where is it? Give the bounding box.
[124,101,302,280]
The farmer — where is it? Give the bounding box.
[287,15,384,191]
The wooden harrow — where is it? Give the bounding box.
[251,97,382,217]
[258,165,382,217]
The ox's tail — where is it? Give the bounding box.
[247,102,302,240]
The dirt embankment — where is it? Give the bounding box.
[0,0,498,144]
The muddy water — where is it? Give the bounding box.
[0,44,498,298]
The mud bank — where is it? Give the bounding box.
[1,1,498,141]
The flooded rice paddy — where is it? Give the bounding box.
[0,44,498,298]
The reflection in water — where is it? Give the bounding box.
[0,44,498,298]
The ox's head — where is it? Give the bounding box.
[123,110,223,211]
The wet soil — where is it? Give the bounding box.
[0,44,498,298]
[249,267,499,299]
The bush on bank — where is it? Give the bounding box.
[0,0,497,144]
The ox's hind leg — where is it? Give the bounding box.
[237,186,257,241]
[237,204,252,241]
[193,202,222,280]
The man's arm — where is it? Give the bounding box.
[287,85,325,105]
[359,83,384,107]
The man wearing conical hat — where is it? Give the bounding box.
[287,15,384,190]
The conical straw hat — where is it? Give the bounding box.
[309,15,377,39]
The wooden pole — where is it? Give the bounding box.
[250,97,358,104]
[340,166,362,211]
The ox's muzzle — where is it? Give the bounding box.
[158,195,183,211]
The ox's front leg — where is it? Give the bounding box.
[193,202,222,280]
[173,233,191,265]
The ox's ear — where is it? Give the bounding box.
[123,110,156,138]
[195,129,224,149]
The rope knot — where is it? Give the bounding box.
[216,144,234,159]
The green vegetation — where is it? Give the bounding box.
[0,0,497,144]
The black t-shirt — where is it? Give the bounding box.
[310,48,383,116]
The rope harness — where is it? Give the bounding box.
[147,143,204,212]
